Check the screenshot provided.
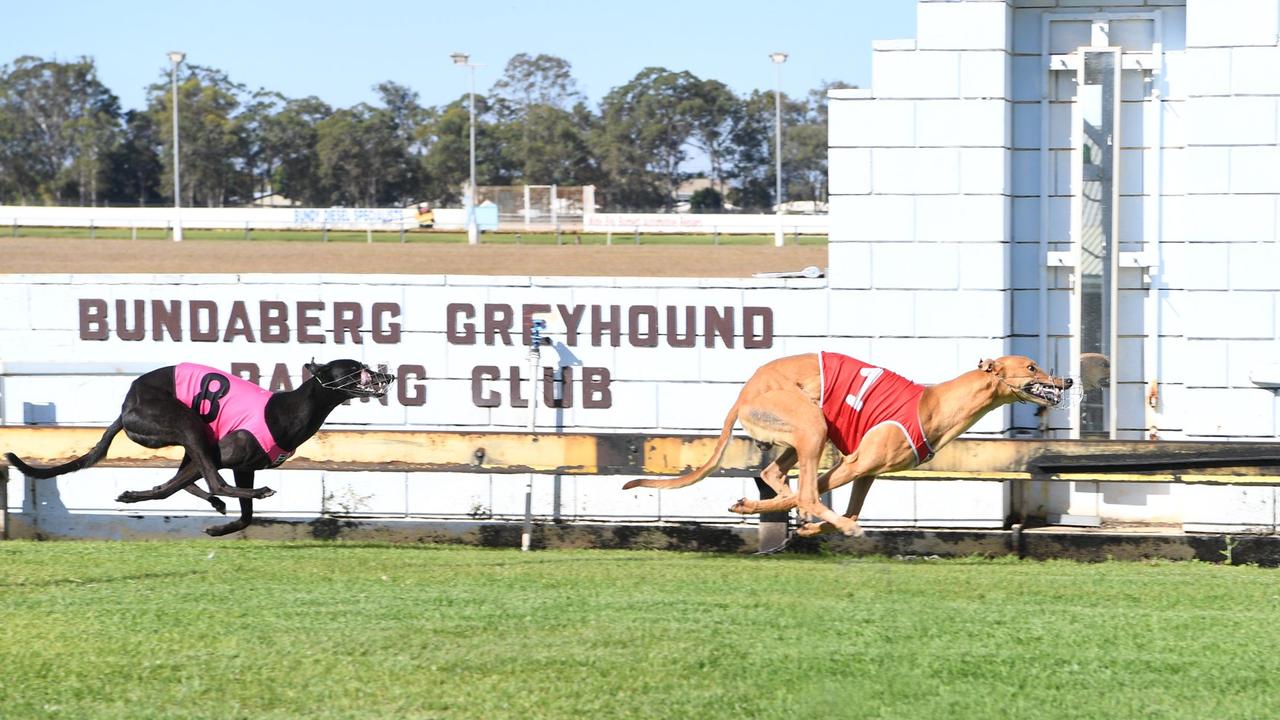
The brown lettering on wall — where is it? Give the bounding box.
[485,304,513,346]
[79,299,108,340]
[151,300,182,341]
[743,306,774,349]
[296,301,324,343]
[666,306,696,348]
[447,303,476,345]
[189,301,218,342]
[508,365,528,408]
[260,301,289,343]
[372,302,401,344]
[628,306,658,348]
[582,367,612,409]
[398,364,426,407]
[592,305,621,347]
[521,303,551,346]
[558,303,585,345]
[269,363,294,391]
[115,299,145,341]
[223,301,255,342]
[333,302,363,344]
[705,306,735,348]
[472,365,500,407]
[543,366,572,408]
[230,362,260,385]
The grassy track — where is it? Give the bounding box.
[6,226,827,246]
[2,541,1276,719]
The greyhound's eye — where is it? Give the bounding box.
[1029,365,1037,374]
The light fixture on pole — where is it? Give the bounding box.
[451,52,479,245]
[167,51,186,242]
[769,52,788,248]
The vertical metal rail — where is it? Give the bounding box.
[0,465,8,540]
[522,319,546,552]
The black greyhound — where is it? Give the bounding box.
[4,359,394,536]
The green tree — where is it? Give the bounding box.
[725,88,806,210]
[685,78,740,196]
[486,54,594,186]
[101,110,163,206]
[263,96,332,206]
[237,89,286,203]
[594,67,700,210]
[786,81,855,206]
[422,93,502,205]
[490,53,583,120]
[147,65,248,207]
[0,56,121,204]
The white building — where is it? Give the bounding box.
[828,0,1280,530]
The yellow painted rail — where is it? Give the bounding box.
[1,426,1278,483]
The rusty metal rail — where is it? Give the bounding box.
[1,426,1279,481]
[3,426,1279,541]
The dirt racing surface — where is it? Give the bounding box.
[0,238,827,278]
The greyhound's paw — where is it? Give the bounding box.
[116,491,142,504]
[729,498,756,514]
[253,487,276,499]
[205,522,244,537]
[795,522,825,537]
[838,520,865,538]
[209,497,228,515]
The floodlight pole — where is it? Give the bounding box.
[452,52,479,245]
[770,52,788,248]
[168,51,186,242]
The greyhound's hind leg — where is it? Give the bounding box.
[757,446,797,498]
[116,460,202,504]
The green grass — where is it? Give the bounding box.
[2,542,1275,719]
[5,226,827,246]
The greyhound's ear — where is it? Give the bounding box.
[978,358,996,373]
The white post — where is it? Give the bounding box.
[582,185,596,231]
[523,184,531,232]
[168,51,186,243]
[770,52,788,248]
[550,183,558,229]
[522,318,546,552]
[465,64,478,245]
[451,52,480,245]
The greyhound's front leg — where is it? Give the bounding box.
[795,475,876,538]
[205,469,256,536]
[731,455,844,515]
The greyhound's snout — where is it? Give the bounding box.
[1063,377,1073,389]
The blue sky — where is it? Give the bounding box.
[9,1,917,112]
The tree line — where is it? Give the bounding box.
[0,53,848,212]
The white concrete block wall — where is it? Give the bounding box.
[827,0,1018,530]
[0,272,841,530]
[830,0,1015,444]
[1174,0,1280,455]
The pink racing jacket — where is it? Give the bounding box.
[173,363,292,467]
[818,352,934,465]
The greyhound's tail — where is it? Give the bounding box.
[4,418,124,479]
[622,401,740,491]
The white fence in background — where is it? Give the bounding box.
[0,205,829,236]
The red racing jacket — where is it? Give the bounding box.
[819,352,934,465]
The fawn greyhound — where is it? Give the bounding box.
[624,353,1069,538]
[5,359,393,536]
